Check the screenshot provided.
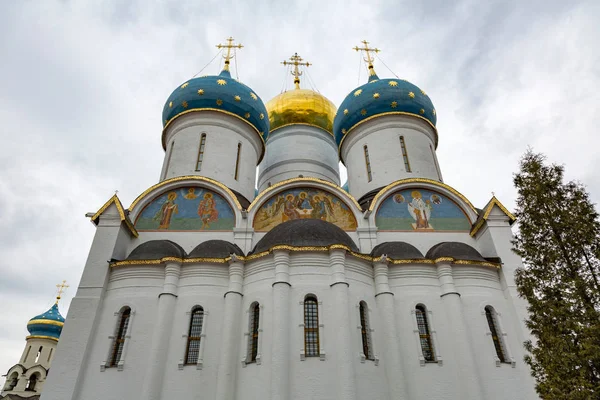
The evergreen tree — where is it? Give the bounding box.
[513,150,600,399]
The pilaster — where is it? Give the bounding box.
[270,250,291,400]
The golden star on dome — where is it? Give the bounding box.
[408,92,415,98]
[250,92,258,100]
[197,89,204,95]
[419,108,425,114]
[169,101,173,108]
[421,89,426,96]
[354,89,362,97]
[259,113,264,119]
[361,109,367,116]
[389,81,398,87]
[342,128,347,134]
[343,109,349,115]
[373,93,380,99]
[391,101,398,108]
[181,82,189,89]
[216,99,223,106]
[182,101,188,108]
[245,112,250,118]
[234,95,241,101]
[217,79,227,86]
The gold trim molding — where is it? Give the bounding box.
[470,196,516,237]
[90,195,138,238]
[27,319,64,327]
[269,122,333,137]
[26,335,59,342]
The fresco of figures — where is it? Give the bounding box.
[376,189,470,231]
[135,187,235,231]
[253,188,357,231]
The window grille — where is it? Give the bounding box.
[485,306,507,363]
[196,134,207,171]
[415,305,435,362]
[108,307,131,368]
[364,145,372,182]
[248,302,260,363]
[359,301,374,360]
[304,296,320,357]
[400,136,411,172]
[234,143,242,181]
[185,307,204,365]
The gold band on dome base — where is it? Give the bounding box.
[26,335,59,342]
[161,108,266,163]
[338,112,439,164]
[269,122,333,137]
[110,243,500,269]
[27,319,64,327]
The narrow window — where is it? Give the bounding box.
[400,136,411,172]
[164,140,175,178]
[24,346,31,363]
[185,307,204,365]
[34,346,42,363]
[47,348,53,362]
[247,302,260,363]
[415,305,435,362]
[195,133,207,171]
[430,144,442,181]
[485,306,507,363]
[234,143,242,181]
[359,301,373,360]
[363,145,372,182]
[304,295,320,357]
[25,374,37,391]
[108,307,131,368]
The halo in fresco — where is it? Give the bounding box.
[253,188,357,231]
[135,186,235,231]
[376,189,470,231]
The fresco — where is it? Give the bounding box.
[135,187,235,231]
[253,188,357,231]
[376,189,470,231]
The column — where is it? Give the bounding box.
[270,250,291,400]
[140,262,181,400]
[436,262,484,400]
[329,249,357,400]
[373,258,409,400]
[215,256,244,400]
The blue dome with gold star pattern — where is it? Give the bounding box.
[26,303,65,341]
[334,74,437,157]
[162,69,270,149]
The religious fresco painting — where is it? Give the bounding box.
[135,187,235,231]
[376,189,470,231]
[253,188,357,231]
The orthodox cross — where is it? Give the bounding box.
[353,40,380,77]
[281,53,311,89]
[216,37,243,72]
[56,280,69,304]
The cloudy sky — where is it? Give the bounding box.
[1,0,599,379]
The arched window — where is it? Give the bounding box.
[34,346,42,363]
[304,295,320,357]
[5,372,18,391]
[359,301,374,360]
[247,302,260,363]
[25,373,38,391]
[485,306,507,363]
[185,306,204,365]
[415,305,435,362]
[108,307,131,368]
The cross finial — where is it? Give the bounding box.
[491,191,496,197]
[55,280,69,305]
[216,37,243,72]
[353,40,380,77]
[114,190,119,196]
[281,52,311,89]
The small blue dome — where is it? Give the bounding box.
[162,70,270,147]
[27,303,65,341]
[334,74,437,155]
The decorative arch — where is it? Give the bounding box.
[130,177,240,232]
[249,178,361,232]
[371,179,477,232]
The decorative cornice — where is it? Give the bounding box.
[90,195,138,238]
[470,196,516,237]
[248,177,361,212]
[269,122,333,137]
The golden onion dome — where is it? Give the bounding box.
[265,88,337,135]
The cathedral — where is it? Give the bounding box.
[5,38,539,400]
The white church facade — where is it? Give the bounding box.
[29,40,538,400]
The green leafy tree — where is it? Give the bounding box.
[513,150,600,399]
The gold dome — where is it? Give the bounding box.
[266,88,337,135]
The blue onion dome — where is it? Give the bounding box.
[161,69,270,149]
[333,72,437,157]
[27,303,65,341]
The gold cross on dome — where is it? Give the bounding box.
[216,37,243,72]
[281,53,311,89]
[353,40,380,76]
[55,280,69,304]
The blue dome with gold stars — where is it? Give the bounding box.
[334,73,437,157]
[26,303,65,341]
[162,69,270,149]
